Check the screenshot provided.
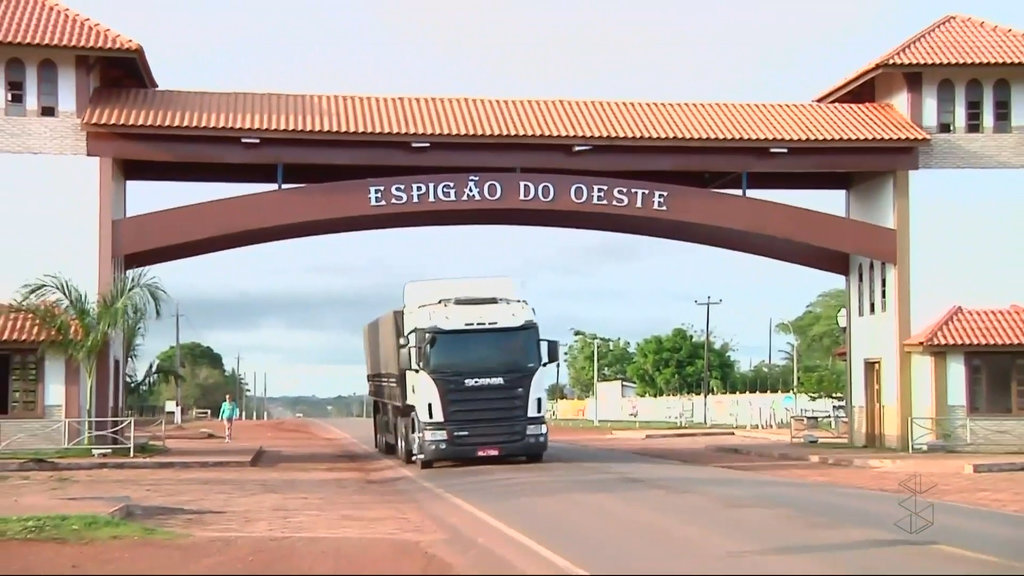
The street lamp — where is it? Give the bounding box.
[592,339,599,426]
[779,319,799,415]
[836,307,848,330]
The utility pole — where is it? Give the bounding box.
[262,372,267,420]
[235,354,242,417]
[173,303,183,425]
[592,339,599,426]
[695,297,723,425]
[767,317,773,365]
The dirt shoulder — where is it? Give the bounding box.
[0,419,507,575]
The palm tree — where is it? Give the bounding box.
[11,268,169,421]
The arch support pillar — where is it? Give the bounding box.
[96,157,126,420]
[846,170,911,451]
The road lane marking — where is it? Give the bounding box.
[928,544,1024,569]
[310,419,589,575]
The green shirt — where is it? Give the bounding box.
[219,401,239,420]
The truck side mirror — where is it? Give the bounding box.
[545,339,560,365]
[398,347,412,372]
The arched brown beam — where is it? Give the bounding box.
[113,173,896,274]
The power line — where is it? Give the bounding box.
[694,296,723,425]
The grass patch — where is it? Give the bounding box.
[0,514,176,542]
[0,443,168,460]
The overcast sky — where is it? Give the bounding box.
[60,0,1024,397]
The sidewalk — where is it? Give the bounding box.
[0,421,269,472]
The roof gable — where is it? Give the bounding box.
[0,0,157,87]
[904,304,1024,348]
[815,14,1024,103]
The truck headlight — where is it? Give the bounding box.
[526,424,547,435]
[423,430,448,441]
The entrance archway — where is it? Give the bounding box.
[116,173,894,274]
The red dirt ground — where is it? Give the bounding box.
[0,420,461,575]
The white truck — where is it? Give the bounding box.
[363,277,559,469]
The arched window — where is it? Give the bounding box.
[868,261,876,315]
[993,79,1012,134]
[965,79,984,133]
[936,79,955,133]
[857,262,865,317]
[4,57,26,117]
[37,59,58,117]
[880,262,887,313]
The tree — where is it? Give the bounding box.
[627,325,736,396]
[546,382,568,401]
[12,269,168,420]
[564,329,634,397]
[147,342,250,410]
[774,288,847,399]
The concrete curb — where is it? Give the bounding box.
[0,445,265,472]
[611,429,737,440]
[965,461,1024,474]
[709,444,900,468]
[712,445,1024,474]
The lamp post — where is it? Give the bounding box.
[837,306,850,443]
[780,320,799,415]
[592,339,599,426]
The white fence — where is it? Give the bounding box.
[0,418,141,456]
[549,393,843,428]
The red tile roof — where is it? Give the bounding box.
[904,305,1024,347]
[0,305,53,344]
[82,88,930,143]
[816,14,1024,103]
[0,0,157,87]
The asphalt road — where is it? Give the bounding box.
[319,418,1024,575]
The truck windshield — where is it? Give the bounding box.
[424,326,541,374]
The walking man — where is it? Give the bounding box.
[219,393,239,443]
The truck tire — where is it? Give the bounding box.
[525,454,544,463]
[374,416,385,453]
[418,458,434,470]
[397,418,413,464]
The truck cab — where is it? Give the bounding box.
[367,277,558,469]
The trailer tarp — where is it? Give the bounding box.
[363,309,403,376]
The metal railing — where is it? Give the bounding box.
[909,416,1024,453]
[0,417,140,457]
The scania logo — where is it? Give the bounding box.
[464,377,505,386]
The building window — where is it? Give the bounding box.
[0,351,41,417]
[868,261,876,315]
[37,58,58,117]
[936,79,955,133]
[4,57,26,117]
[880,262,887,313]
[965,79,984,134]
[993,78,1012,134]
[967,353,1023,415]
[857,262,865,317]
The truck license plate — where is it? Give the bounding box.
[476,448,499,457]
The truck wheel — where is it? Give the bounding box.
[373,417,385,453]
[525,454,544,463]
[418,458,434,470]
[397,419,413,464]
[383,419,397,455]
